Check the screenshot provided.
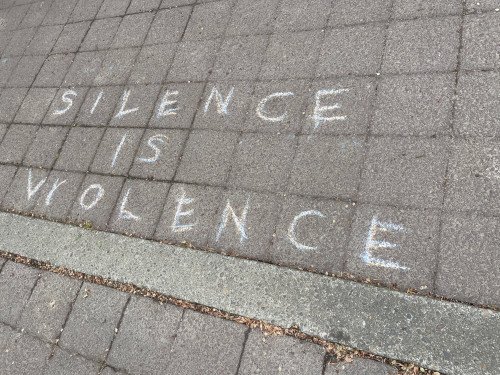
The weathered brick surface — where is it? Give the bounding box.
[0,0,497,307]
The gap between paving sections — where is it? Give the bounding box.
[0,212,498,375]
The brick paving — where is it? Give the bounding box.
[0,259,399,374]
[0,0,498,336]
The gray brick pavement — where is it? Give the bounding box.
[0,259,401,375]
[0,0,498,310]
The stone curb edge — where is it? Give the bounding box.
[0,212,497,375]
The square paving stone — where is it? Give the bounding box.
[106,296,183,374]
[69,0,104,22]
[14,88,58,124]
[271,196,351,274]
[0,88,28,122]
[462,13,500,70]
[63,51,106,86]
[0,261,40,325]
[94,47,140,85]
[3,27,36,56]
[6,55,46,87]
[393,0,463,19]
[1,167,50,212]
[0,124,38,164]
[183,0,232,41]
[44,347,101,375]
[167,39,220,81]
[382,17,461,74]
[24,25,62,55]
[18,271,81,342]
[109,85,161,127]
[328,0,392,27]
[145,7,192,44]
[91,127,144,175]
[76,86,123,126]
[32,170,85,220]
[0,56,21,87]
[42,0,78,25]
[97,0,131,18]
[154,183,223,247]
[80,17,122,51]
[175,129,237,185]
[3,4,30,30]
[127,0,161,13]
[303,77,376,135]
[0,165,16,202]
[455,71,500,137]
[44,87,89,125]
[288,135,365,199]
[325,357,398,375]
[19,0,53,28]
[167,310,247,375]
[0,332,52,375]
[207,190,281,260]
[261,30,323,80]
[210,35,268,81]
[23,126,69,168]
[226,0,281,36]
[112,12,155,48]
[275,0,331,32]
[128,44,177,84]
[345,204,440,291]
[149,82,204,129]
[239,329,325,375]
[59,282,128,361]
[372,73,455,136]
[445,138,500,214]
[69,174,125,228]
[108,179,170,238]
[52,21,91,54]
[240,79,309,134]
[228,133,297,193]
[192,82,254,131]
[55,127,105,172]
[436,213,500,306]
[33,53,75,87]
[129,129,188,180]
[359,137,448,209]
[317,24,386,77]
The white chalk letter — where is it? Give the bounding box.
[45,178,67,206]
[256,92,294,122]
[90,90,103,114]
[204,86,234,115]
[312,88,348,130]
[137,134,168,163]
[111,134,127,168]
[80,184,104,210]
[53,90,77,115]
[288,210,325,251]
[216,198,250,243]
[171,190,196,232]
[361,215,409,270]
[157,90,180,117]
[27,169,47,200]
[114,89,139,119]
[119,188,140,221]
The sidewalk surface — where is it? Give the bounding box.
[0,0,499,373]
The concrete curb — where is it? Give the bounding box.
[0,212,497,375]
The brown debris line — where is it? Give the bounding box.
[2,207,496,312]
[0,250,440,375]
